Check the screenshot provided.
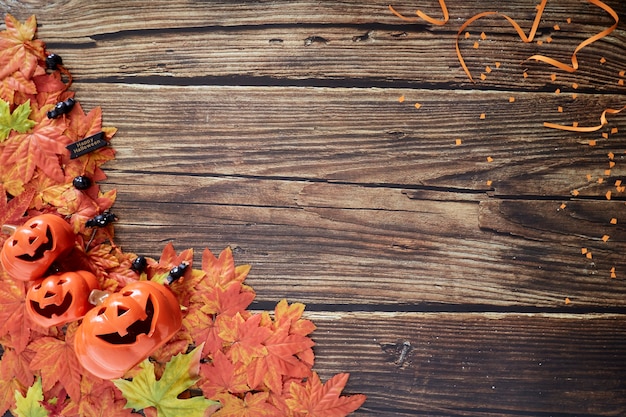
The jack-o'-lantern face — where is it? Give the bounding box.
[26,270,99,327]
[75,280,182,379]
[1,214,74,281]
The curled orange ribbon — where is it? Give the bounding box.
[528,0,619,72]
[388,1,449,26]
[544,105,626,132]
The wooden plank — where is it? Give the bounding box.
[3,1,624,90]
[75,84,626,197]
[101,171,626,308]
[307,312,626,416]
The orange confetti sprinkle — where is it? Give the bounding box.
[486,180,493,186]
[572,93,578,99]
[455,138,463,146]
[606,190,612,200]
[480,113,486,119]
[480,73,487,80]
[618,186,626,193]
[619,79,625,86]
[586,251,593,259]
[473,41,480,49]
[602,132,609,139]
[572,122,579,127]
[600,57,607,64]
[509,96,515,103]
[598,177,604,184]
[572,189,580,196]
[572,82,579,89]
[610,218,618,224]
[609,161,616,168]
[554,88,561,95]
[610,127,618,134]
[567,17,572,24]
[602,234,610,242]
[398,95,405,103]
[611,269,617,279]
[615,179,622,186]
[536,40,543,46]
[608,152,615,160]
[581,248,588,255]
[605,169,612,176]
[465,31,471,39]
[550,73,557,81]
[619,70,625,77]
[553,24,561,30]
[588,140,597,147]
[586,173,592,181]
[565,297,571,304]
[414,102,422,109]
[486,156,494,162]
[558,106,563,113]
[495,62,501,68]
[559,203,567,209]
[485,65,492,73]
[546,36,553,43]
[480,31,487,40]
[523,71,528,78]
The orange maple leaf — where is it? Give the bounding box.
[218,313,271,365]
[285,372,366,417]
[184,304,225,358]
[27,323,84,400]
[199,350,249,398]
[213,391,281,417]
[0,117,70,185]
[0,14,46,103]
[61,374,133,417]
[0,276,32,353]
[202,246,250,288]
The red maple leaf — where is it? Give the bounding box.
[202,246,250,288]
[218,313,271,365]
[61,374,133,417]
[27,323,84,400]
[285,372,366,417]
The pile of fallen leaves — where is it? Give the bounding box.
[0,14,365,417]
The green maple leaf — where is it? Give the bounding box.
[13,378,49,417]
[113,344,219,417]
[0,99,36,141]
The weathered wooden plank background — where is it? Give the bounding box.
[2,0,626,415]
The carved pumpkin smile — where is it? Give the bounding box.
[30,291,73,318]
[96,297,155,345]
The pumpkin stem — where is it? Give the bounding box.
[88,289,111,306]
[1,224,17,235]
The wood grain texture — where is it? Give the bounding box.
[1,0,626,415]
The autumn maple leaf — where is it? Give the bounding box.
[285,372,366,417]
[199,350,249,399]
[0,116,70,186]
[114,345,219,417]
[218,313,271,365]
[202,247,251,288]
[27,323,84,400]
[0,276,32,353]
[0,15,45,103]
[0,15,45,80]
[213,391,281,417]
[62,374,133,417]
[0,99,36,141]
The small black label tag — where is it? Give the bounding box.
[66,131,107,159]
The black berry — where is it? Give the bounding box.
[72,175,92,190]
[45,53,63,70]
